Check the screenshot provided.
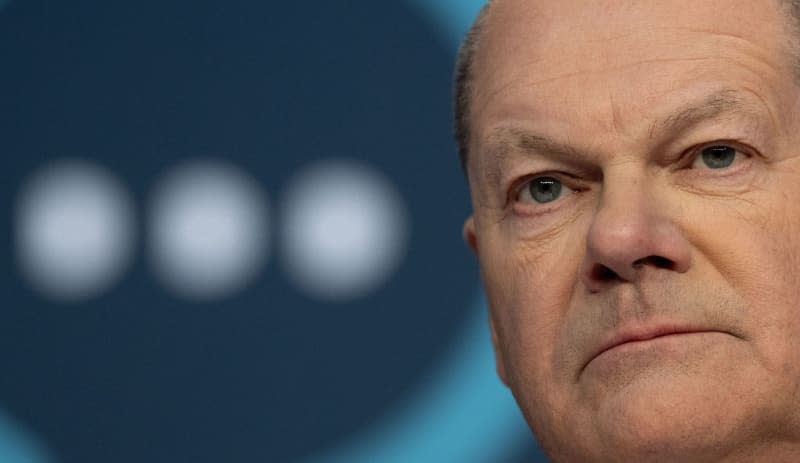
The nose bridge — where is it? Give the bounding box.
[593,166,651,247]
[582,164,691,288]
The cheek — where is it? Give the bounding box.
[480,232,591,458]
[748,195,800,368]
[738,171,800,317]
[688,166,800,374]
[480,229,585,381]
[747,164,800,428]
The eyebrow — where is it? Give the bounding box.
[647,89,751,139]
[479,89,760,186]
[484,128,582,163]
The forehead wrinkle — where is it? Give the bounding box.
[474,55,720,120]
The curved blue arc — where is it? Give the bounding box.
[0,410,55,463]
[305,289,532,463]
[408,0,487,45]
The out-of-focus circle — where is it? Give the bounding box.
[281,160,410,302]
[149,160,269,301]
[15,159,136,302]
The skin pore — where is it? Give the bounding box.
[462,1,800,462]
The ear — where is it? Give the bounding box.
[489,314,510,386]
[462,215,478,255]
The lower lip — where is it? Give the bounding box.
[586,331,726,373]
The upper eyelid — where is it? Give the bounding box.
[686,140,754,159]
[512,172,580,204]
[514,171,582,192]
[682,140,754,168]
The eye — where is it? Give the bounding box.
[517,175,576,204]
[690,144,745,169]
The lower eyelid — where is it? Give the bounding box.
[689,153,752,176]
[510,191,584,220]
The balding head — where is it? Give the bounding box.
[454,0,800,174]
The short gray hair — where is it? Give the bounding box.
[453,1,493,174]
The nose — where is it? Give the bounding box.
[581,174,691,292]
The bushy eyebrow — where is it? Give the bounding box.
[646,89,751,139]
[479,127,588,192]
[477,89,761,190]
[485,127,583,161]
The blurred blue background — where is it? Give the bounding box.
[0,1,550,461]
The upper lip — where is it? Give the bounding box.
[583,324,727,372]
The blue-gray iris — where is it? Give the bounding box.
[702,145,736,169]
[531,177,562,203]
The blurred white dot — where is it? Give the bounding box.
[149,160,269,301]
[15,159,136,302]
[281,160,410,302]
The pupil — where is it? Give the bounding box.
[702,146,735,169]
[531,177,561,203]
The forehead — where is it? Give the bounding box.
[470,0,797,145]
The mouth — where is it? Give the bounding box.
[582,326,730,374]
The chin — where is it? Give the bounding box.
[526,374,760,463]
[586,377,756,462]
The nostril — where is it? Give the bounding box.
[591,264,619,281]
[634,255,674,270]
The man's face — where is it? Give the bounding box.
[463,0,800,461]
